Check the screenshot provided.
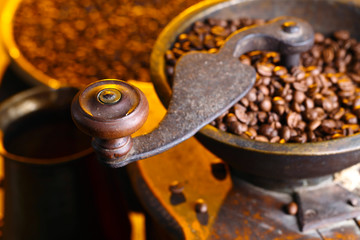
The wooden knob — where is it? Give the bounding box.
[71,79,149,163]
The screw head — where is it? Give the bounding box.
[98,88,122,104]
[169,181,184,194]
[282,21,300,34]
[286,202,298,215]
[195,199,208,213]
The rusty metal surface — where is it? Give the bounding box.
[92,16,313,168]
[150,0,360,182]
[296,184,360,232]
[318,220,360,240]
[129,136,233,240]
[129,131,360,239]
[208,178,320,240]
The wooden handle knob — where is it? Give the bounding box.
[71,79,149,162]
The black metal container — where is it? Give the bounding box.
[0,87,108,240]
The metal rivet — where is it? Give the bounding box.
[282,21,300,34]
[286,202,298,215]
[348,198,358,207]
[98,88,121,104]
[169,181,184,194]
[195,199,208,213]
[304,209,317,218]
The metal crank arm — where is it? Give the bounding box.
[71,16,314,167]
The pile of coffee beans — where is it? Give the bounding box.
[165,18,360,143]
[13,0,201,86]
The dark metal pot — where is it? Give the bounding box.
[0,87,106,240]
[150,0,360,184]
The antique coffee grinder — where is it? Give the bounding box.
[3,0,360,239]
[70,0,360,237]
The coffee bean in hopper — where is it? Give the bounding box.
[166,17,360,143]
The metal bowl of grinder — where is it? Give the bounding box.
[150,0,360,189]
[1,0,64,88]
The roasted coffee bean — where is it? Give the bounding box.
[354,97,360,109]
[286,112,300,128]
[290,128,299,138]
[344,113,357,124]
[240,97,250,107]
[248,112,258,126]
[274,66,288,76]
[218,123,227,132]
[307,131,317,142]
[225,113,238,123]
[305,98,315,109]
[294,91,306,103]
[322,126,337,135]
[336,120,345,129]
[292,133,307,143]
[258,85,270,96]
[338,77,355,91]
[291,102,301,113]
[257,62,275,76]
[249,102,259,112]
[293,81,308,92]
[260,97,272,112]
[247,127,258,138]
[259,124,274,138]
[246,88,257,102]
[15,0,204,85]
[229,121,248,135]
[270,136,280,143]
[297,121,307,131]
[255,135,269,142]
[314,33,325,43]
[211,26,228,37]
[239,55,252,65]
[234,107,249,124]
[323,47,335,63]
[257,92,265,102]
[334,30,350,41]
[322,119,337,129]
[308,120,321,131]
[165,50,177,65]
[273,104,285,116]
[281,74,296,83]
[322,98,334,112]
[305,108,318,121]
[291,66,306,80]
[273,96,286,105]
[167,18,360,143]
[257,111,267,123]
[315,107,327,120]
[166,66,175,77]
[279,126,291,141]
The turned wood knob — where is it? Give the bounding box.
[71,79,149,163]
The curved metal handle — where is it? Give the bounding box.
[221,16,314,68]
[96,16,314,167]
